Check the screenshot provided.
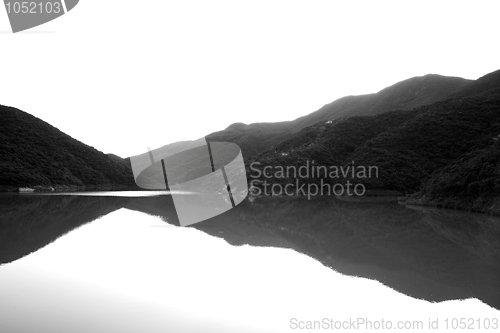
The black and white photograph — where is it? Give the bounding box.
[1,1,500,332]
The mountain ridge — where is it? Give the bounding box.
[207,73,473,158]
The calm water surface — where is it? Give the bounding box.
[0,192,499,332]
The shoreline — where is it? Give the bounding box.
[0,184,139,193]
[248,193,500,218]
[399,197,500,217]
[4,185,500,218]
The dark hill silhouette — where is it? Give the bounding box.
[252,110,419,174]
[107,153,129,166]
[207,122,292,157]
[207,74,472,157]
[291,74,471,131]
[250,69,500,214]
[0,105,135,190]
[449,69,500,99]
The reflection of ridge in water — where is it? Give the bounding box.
[0,194,127,265]
[188,197,500,310]
[1,194,499,310]
[0,194,181,265]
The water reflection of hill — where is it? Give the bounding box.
[123,195,180,225]
[190,197,500,310]
[1,194,499,310]
[0,194,127,265]
[125,194,500,310]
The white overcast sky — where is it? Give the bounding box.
[1,0,499,157]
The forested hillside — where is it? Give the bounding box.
[248,70,500,214]
[0,105,135,190]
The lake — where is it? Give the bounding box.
[0,192,499,332]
